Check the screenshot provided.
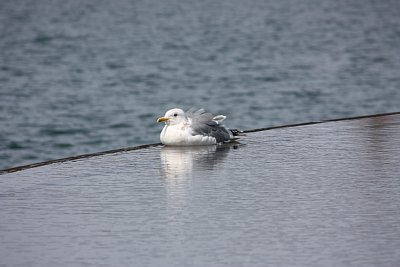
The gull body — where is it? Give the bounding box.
[157,108,233,146]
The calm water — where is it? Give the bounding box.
[1,0,400,169]
[1,114,400,266]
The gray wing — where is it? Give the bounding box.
[186,108,231,143]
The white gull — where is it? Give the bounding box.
[157,108,240,146]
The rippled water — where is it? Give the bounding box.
[1,0,400,169]
[1,114,399,266]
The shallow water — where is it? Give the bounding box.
[1,0,400,169]
[1,114,400,266]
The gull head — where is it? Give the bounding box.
[157,108,187,126]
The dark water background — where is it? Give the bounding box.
[1,0,400,169]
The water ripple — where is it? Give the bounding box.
[0,0,400,169]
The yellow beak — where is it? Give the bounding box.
[157,117,169,123]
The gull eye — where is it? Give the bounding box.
[173,113,178,117]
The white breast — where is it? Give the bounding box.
[160,125,217,146]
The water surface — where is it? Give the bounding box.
[1,114,399,266]
[1,0,400,168]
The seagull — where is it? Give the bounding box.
[157,108,241,146]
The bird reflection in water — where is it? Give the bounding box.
[159,143,240,210]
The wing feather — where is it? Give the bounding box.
[186,108,231,143]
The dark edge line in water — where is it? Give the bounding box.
[243,111,400,133]
[0,143,162,175]
[1,112,399,175]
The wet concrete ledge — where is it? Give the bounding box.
[2,111,400,266]
[1,111,399,175]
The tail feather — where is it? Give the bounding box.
[229,129,245,136]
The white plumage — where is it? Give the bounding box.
[157,108,234,146]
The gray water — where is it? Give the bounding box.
[1,114,400,266]
[1,0,400,169]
